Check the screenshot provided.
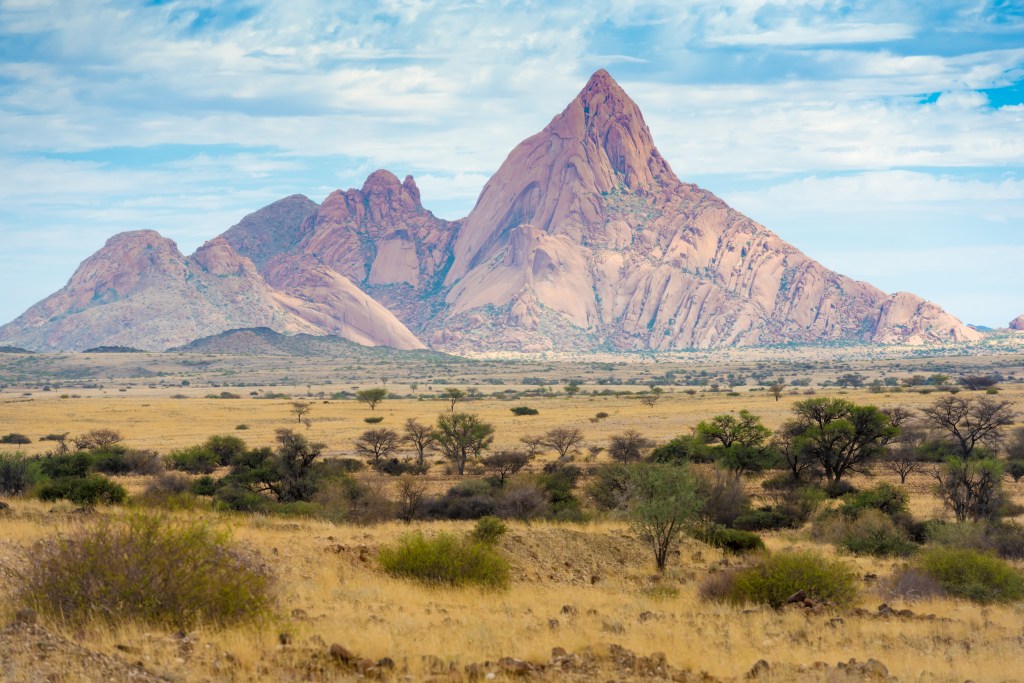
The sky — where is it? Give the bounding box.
[0,0,1022,328]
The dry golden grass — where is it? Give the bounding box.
[3,500,1024,682]
[1,347,1024,680]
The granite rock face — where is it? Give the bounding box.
[426,70,981,351]
[1010,315,1024,331]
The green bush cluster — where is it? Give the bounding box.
[378,532,510,588]
[701,551,858,608]
[916,548,1024,604]
[691,526,765,554]
[17,514,273,627]
[36,476,127,506]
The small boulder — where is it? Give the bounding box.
[746,659,770,678]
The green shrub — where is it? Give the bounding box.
[692,526,765,554]
[364,416,384,424]
[732,509,791,532]
[702,551,858,608]
[471,516,508,545]
[17,514,272,627]
[0,433,31,444]
[39,453,91,479]
[649,436,712,465]
[917,547,1024,604]
[235,424,249,430]
[839,509,916,557]
[379,532,509,588]
[840,483,909,519]
[510,406,539,416]
[191,475,219,496]
[204,435,247,466]
[213,484,272,513]
[0,452,41,495]
[36,476,127,506]
[166,445,219,474]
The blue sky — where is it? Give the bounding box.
[1,0,1022,328]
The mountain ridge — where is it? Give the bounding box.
[0,69,981,353]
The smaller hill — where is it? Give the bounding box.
[1011,315,1024,331]
[0,346,33,354]
[82,345,145,353]
[168,327,453,361]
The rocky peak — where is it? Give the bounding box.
[64,230,187,305]
[192,236,258,278]
[446,69,678,283]
[1010,314,1024,331]
[220,194,319,268]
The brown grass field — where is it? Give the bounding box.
[1,345,1023,681]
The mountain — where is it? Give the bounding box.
[0,230,424,352]
[0,69,980,353]
[1011,315,1024,331]
[421,70,980,351]
[224,170,459,333]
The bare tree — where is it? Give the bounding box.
[541,427,585,460]
[73,428,123,451]
[882,425,926,484]
[396,474,428,522]
[355,428,400,464]
[290,400,313,424]
[402,418,436,467]
[608,429,655,463]
[920,396,1016,457]
[639,387,663,408]
[519,435,545,458]
[482,450,532,486]
[768,383,786,401]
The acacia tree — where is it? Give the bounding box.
[290,400,313,424]
[354,428,400,464]
[768,384,786,401]
[402,418,436,467]
[920,396,1015,458]
[627,464,703,572]
[542,427,585,460]
[356,388,388,411]
[697,410,774,476]
[787,398,898,485]
[772,421,819,481]
[433,412,494,475]
[442,387,466,412]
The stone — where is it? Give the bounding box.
[746,659,770,678]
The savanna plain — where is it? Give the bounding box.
[2,339,1024,682]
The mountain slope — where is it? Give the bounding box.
[0,231,424,352]
[425,70,981,351]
